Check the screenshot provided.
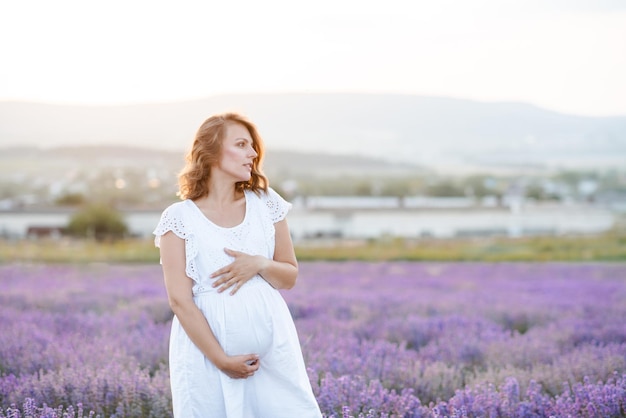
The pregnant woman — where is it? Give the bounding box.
[154,112,322,417]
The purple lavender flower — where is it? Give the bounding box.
[1,262,625,417]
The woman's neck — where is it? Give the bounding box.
[203,180,243,208]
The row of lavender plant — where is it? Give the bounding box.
[294,262,626,417]
[1,262,625,417]
[0,264,172,417]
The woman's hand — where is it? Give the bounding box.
[211,248,268,295]
[216,354,260,379]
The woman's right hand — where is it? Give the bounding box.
[217,354,260,379]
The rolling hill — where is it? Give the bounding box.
[1,93,624,170]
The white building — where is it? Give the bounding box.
[0,198,616,241]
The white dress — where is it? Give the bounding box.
[153,188,321,418]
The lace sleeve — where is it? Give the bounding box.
[264,187,292,223]
[152,202,199,283]
[153,203,189,247]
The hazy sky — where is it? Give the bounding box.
[1,0,625,116]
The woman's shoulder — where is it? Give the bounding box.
[159,199,192,217]
[154,200,195,239]
[247,187,282,203]
[248,187,292,222]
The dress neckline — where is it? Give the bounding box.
[188,190,249,230]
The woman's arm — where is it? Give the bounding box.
[211,219,298,293]
[259,218,298,289]
[160,231,260,378]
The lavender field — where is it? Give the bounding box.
[1,262,625,417]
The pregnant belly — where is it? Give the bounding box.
[196,280,277,358]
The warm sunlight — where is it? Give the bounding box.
[1,0,625,116]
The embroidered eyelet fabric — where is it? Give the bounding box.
[153,187,291,295]
[153,187,321,417]
[153,202,200,284]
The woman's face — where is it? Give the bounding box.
[216,122,258,183]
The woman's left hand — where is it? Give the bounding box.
[211,248,266,295]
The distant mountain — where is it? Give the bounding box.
[1,93,625,169]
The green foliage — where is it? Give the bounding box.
[295,231,626,262]
[426,180,466,197]
[0,181,24,199]
[66,204,128,241]
[0,239,157,264]
[1,230,625,264]
[54,192,85,206]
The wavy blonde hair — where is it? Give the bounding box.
[177,112,268,200]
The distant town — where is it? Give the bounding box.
[0,146,625,241]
